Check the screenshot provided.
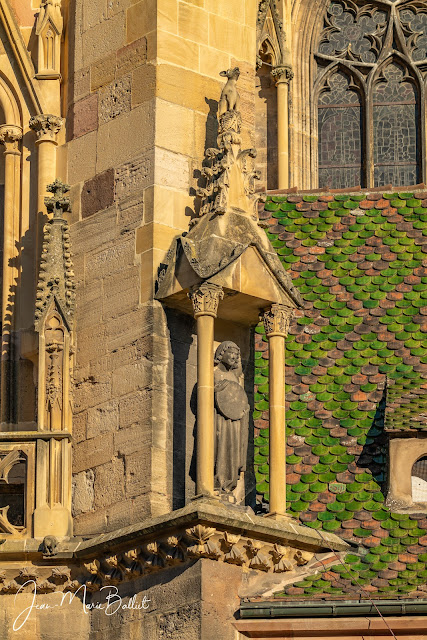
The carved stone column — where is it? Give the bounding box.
[189,283,224,497]
[30,115,63,214]
[0,124,23,423]
[271,65,294,190]
[263,303,294,518]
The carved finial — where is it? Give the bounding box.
[35,179,75,328]
[44,178,71,218]
[194,69,260,224]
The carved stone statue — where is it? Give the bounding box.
[195,68,261,223]
[218,67,241,115]
[214,342,249,493]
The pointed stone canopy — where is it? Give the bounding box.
[35,179,75,330]
[155,69,302,324]
[256,0,287,68]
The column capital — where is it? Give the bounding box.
[271,65,294,86]
[263,304,294,338]
[188,283,224,318]
[29,114,64,144]
[0,124,23,154]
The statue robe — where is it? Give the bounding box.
[214,369,249,492]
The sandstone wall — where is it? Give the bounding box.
[66,0,258,533]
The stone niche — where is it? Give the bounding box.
[165,306,254,509]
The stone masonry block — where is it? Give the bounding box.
[156,64,221,115]
[114,423,151,457]
[85,234,135,280]
[91,52,116,91]
[178,2,208,44]
[87,399,119,439]
[82,12,126,67]
[96,100,155,172]
[73,375,111,413]
[126,0,156,44]
[125,449,151,497]
[105,306,153,351]
[119,388,153,429]
[71,204,118,255]
[117,36,147,76]
[131,63,156,107]
[72,469,95,516]
[112,360,152,397]
[99,75,132,125]
[155,148,190,191]
[103,266,140,320]
[67,130,97,184]
[71,93,98,139]
[157,31,199,71]
[115,149,154,200]
[94,457,125,509]
[118,194,144,231]
[81,168,115,218]
[73,433,114,474]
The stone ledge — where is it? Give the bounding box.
[0,501,349,594]
[73,498,349,558]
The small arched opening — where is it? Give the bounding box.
[411,456,427,504]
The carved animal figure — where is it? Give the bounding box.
[42,535,59,556]
[218,68,241,116]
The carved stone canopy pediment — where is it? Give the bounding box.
[155,211,303,325]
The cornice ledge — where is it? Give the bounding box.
[73,499,350,559]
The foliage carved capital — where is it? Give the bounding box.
[271,65,294,85]
[263,304,294,338]
[29,114,64,143]
[188,283,224,318]
[0,125,23,154]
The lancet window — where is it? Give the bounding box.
[315,0,426,189]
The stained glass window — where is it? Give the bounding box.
[373,63,419,187]
[318,72,363,189]
[315,0,424,189]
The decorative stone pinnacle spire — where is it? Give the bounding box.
[44,179,71,219]
[194,68,260,225]
[35,179,75,328]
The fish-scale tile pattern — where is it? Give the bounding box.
[385,381,427,431]
[255,190,427,599]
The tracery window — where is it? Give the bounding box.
[315,0,426,189]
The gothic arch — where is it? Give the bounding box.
[289,0,330,188]
[0,72,22,126]
[290,0,427,188]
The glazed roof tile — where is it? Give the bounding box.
[255,190,427,600]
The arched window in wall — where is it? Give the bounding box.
[315,0,426,189]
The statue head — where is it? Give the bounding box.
[214,341,240,370]
[219,67,240,81]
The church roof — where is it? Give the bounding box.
[385,381,427,432]
[254,188,427,600]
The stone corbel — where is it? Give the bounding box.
[36,0,63,79]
